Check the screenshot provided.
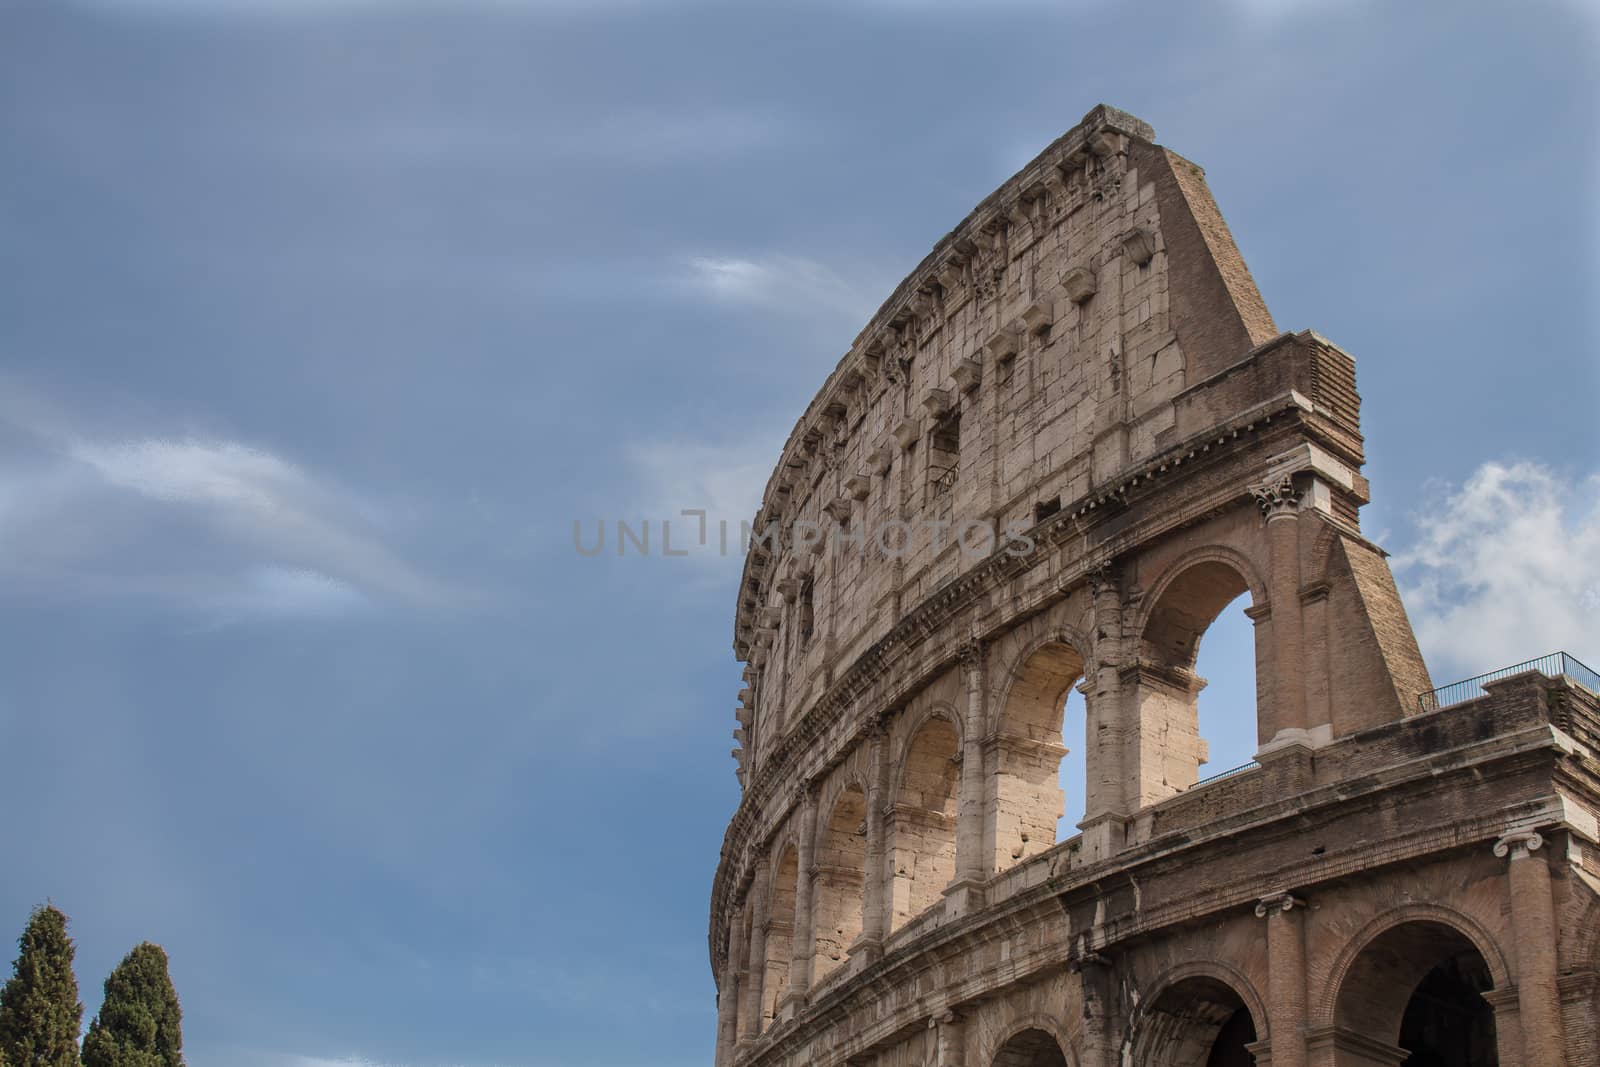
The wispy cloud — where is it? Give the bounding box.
[0,389,458,622]
[679,254,877,324]
[621,435,781,570]
[1392,460,1600,680]
[77,0,664,14]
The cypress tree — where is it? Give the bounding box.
[81,945,183,1067]
[0,904,83,1067]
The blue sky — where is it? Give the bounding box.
[0,1,1596,1065]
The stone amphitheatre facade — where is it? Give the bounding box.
[707,106,1599,1067]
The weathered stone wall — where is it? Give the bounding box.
[710,106,1594,1067]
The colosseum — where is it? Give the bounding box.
[707,105,1599,1067]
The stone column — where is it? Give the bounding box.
[1257,892,1309,1067]
[739,854,770,1043]
[929,1009,966,1067]
[949,640,989,912]
[787,785,819,1005]
[715,902,748,1066]
[1495,829,1566,1067]
[1080,564,1127,862]
[1071,954,1118,1067]
[1250,474,1307,743]
[857,719,889,959]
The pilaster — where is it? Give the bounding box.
[950,639,990,910]
[1494,828,1567,1067]
[1256,892,1308,1067]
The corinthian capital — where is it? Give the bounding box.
[1248,474,1302,519]
[957,639,986,675]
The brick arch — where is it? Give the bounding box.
[1128,960,1268,1067]
[1310,901,1512,1031]
[980,1013,1078,1067]
[1140,959,1270,1040]
[1574,890,1600,972]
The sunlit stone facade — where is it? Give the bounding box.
[708,105,1598,1067]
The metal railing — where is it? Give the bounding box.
[1417,651,1600,713]
[1191,759,1260,789]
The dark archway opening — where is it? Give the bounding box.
[1205,1006,1256,1067]
[1132,975,1260,1067]
[1334,920,1498,1067]
[1398,950,1497,1066]
[991,1027,1069,1067]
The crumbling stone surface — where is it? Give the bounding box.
[710,105,1595,1067]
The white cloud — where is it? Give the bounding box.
[680,254,877,324]
[1392,460,1600,681]
[0,389,458,620]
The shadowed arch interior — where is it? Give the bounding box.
[890,716,960,930]
[1132,975,1258,1067]
[1334,920,1497,1064]
[991,1027,1069,1067]
[993,641,1082,872]
[812,785,867,982]
[1141,561,1251,669]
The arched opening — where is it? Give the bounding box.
[761,844,798,1027]
[811,785,867,983]
[1334,920,1498,1065]
[1136,561,1257,804]
[993,641,1081,872]
[1131,975,1259,1067]
[890,716,960,930]
[991,1027,1069,1067]
[1191,591,1259,780]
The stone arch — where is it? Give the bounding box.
[812,783,869,983]
[890,706,962,930]
[986,1020,1074,1067]
[991,628,1088,872]
[1130,549,1264,798]
[815,765,870,835]
[1321,908,1507,1064]
[1312,902,1512,1029]
[1134,546,1267,666]
[990,617,1096,737]
[762,842,800,1026]
[1128,961,1266,1067]
[894,700,964,770]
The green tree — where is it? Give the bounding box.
[0,904,83,1067]
[80,945,182,1067]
